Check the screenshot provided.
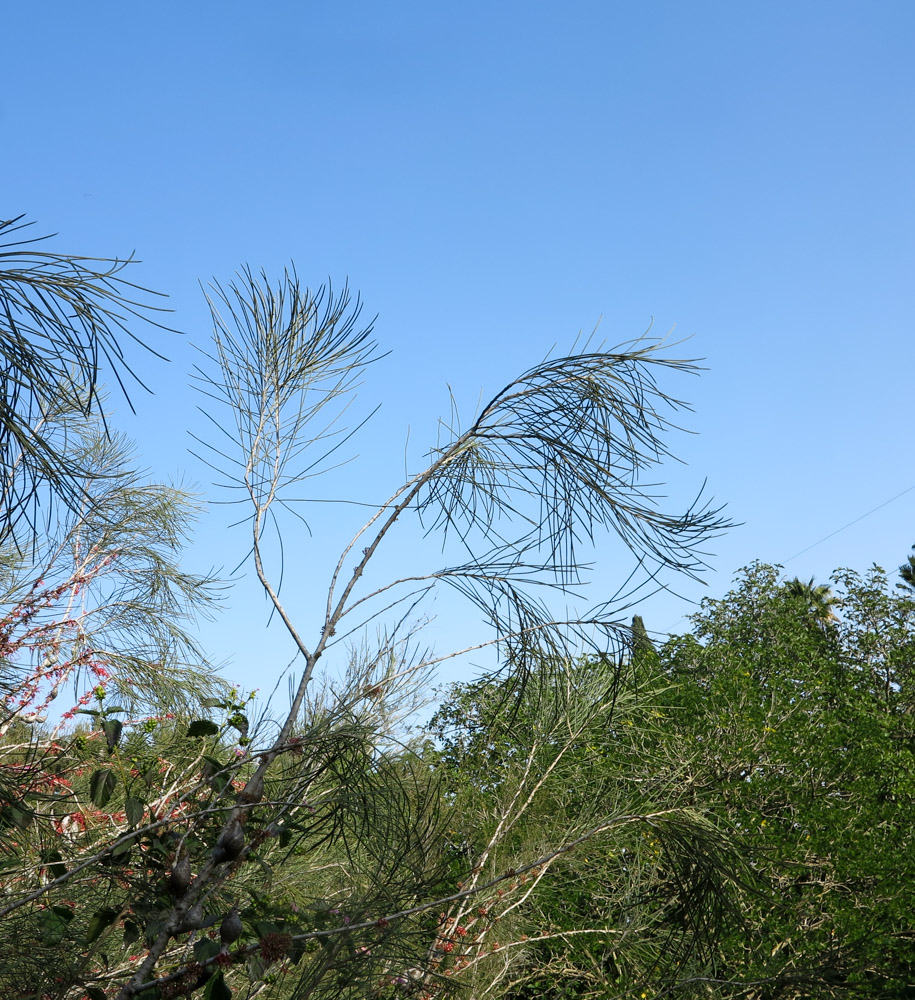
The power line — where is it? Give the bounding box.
[782,483,915,563]
[655,482,915,638]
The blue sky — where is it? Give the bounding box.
[6,2,914,693]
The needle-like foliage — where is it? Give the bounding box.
[0,216,171,542]
[0,257,738,1000]
[191,271,730,720]
[419,347,724,578]
[193,268,378,508]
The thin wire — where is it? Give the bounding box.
[782,483,915,563]
[654,482,915,638]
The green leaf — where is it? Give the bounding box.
[143,915,168,946]
[103,718,123,750]
[0,803,33,829]
[39,908,73,944]
[42,848,67,879]
[203,755,230,791]
[89,768,118,808]
[195,937,222,962]
[187,719,220,738]
[204,971,232,1000]
[125,795,145,827]
[245,953,267,982]
[86,907,119,944]
[112,835,135,857]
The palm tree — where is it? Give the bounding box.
[783,576,838,623]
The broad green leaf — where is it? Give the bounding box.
[103,718,123,750]
[125,795,145,827]
[0,804,32,829]
[194,937,222,962]
[86,907,119,944]
[187,719,220,738]
[204,970,232,1000]
[143,916,168,946]
[42,848,67,880]
[39,908,73,945]
[112,835,135,857]
[203,755,230,791]
[89,768,118,808]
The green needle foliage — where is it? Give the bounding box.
[1,238,733,1000]
[425,654,749,1000]
[0,215,172,543]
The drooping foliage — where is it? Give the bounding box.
[0,215,171,543]
[426,562,915,999]
[0,233,733,1000]
[425,654,748,1000]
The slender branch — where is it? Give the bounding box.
[125,809,688,996]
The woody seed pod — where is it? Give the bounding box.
[168,853,191,895]
[212,817,245,864]
[220,907,243,946]
[175,902,204,934]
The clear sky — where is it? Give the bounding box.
[5,2,914,694]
